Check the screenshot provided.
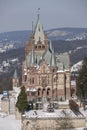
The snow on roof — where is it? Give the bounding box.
[71,61,82,72]
[80,107,87,121]
[26,88,37,92]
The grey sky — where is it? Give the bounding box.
[0,0,87,33]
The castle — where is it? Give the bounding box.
[22,14,71,102]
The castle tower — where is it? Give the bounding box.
[22,13,71,101]
[25,13,48,56]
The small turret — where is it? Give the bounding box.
[50,48,56,66]
[49,40,53,52]
[12,69,19,88]
[29,47,35,66]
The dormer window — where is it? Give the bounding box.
[38,26,40,32]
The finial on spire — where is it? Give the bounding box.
[32,21,34,33]
[37,8,40,20]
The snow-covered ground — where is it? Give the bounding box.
[0,108,87,130]
[0,94,87,130]
[0,93,21,130]
[0,114,21,130]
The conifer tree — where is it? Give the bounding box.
[77,57,87,99]
[16,86,28,113]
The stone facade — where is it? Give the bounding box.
[22,16,71,102]
[22,111,86,130]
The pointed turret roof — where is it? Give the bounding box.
[34,14,45,44]
[50,48,56,66]
[29,47,35,66]
[49,40,53,52]
[13,69,18,78]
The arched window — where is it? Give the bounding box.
[25,75,27,82]
[47,88,50,95]
[38,45,41,49]
[39,76,40,85]
[38,88,41,96]
[42,88,45,95]
[26,121,29,126]
[42,45,45,49]
[35,46,37,49]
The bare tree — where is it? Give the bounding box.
[56,110,74,130]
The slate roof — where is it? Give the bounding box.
[24,48,70,71]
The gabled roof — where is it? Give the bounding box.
[42,49,52,65]
[56,52,70,70]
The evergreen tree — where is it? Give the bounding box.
[77,57,87,99]
[16,86,28,113]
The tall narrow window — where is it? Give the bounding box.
[47,88,50,96]
[38,88,41,96]
[48,75,49,84]
[25,75,27,82]
[32,77,34,84]
[39,76,40,85]
[30,78,31,84]
[43,66,45,73]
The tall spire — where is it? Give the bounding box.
[34,8,45,44]
[49,40,53,52]
[37,8,40,20]
[50,48,56,66]
[32,21,34,33]
[30,47,35,66]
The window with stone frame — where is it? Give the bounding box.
[38,45,41,49]
[43,65,45,73]
[35,45,37,49]
[38,26,40,32]
[25,75,27,82]
[48,75,49,84]
[32,77,34,84]
[47,88,50,96]
[39,76,40,85]
[38,88,41,96]
[41,76,47,87]
[30,78,31,84]
[42,45,45,49]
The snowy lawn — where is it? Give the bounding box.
[0,114,21,130]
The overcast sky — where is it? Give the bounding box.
[0,0,87,33]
